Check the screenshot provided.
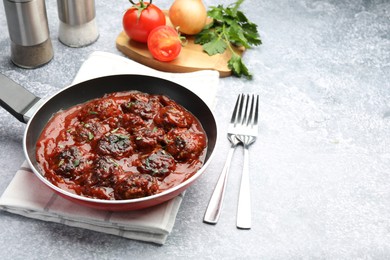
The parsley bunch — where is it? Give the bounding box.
[195,0,261,79]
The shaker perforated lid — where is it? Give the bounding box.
[57,0,96,26]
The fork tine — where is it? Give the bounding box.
[231,94,242,125]
[244,94,253,126]
[236,94,246,126]
[239,94,248,126]
[253,95,259,127]
[246,94,255,127]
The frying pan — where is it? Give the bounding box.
[0,74,217,211]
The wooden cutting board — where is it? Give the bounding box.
[116,31,244,77]
[116,12,244,78]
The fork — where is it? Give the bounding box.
[236,94,259,229]
[203,94,243,224]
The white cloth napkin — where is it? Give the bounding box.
[0,51,219,244]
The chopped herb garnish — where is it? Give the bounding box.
[88,132,94,140]
[58,159,64,167]
[125,101,135,108]
[73,159,80,167]
[145,158,150,168]
[108,158,119,167]
[113,133,129,140]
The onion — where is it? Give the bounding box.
[168,0,207,35]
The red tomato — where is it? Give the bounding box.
[122,1,166,43]
[147,26,182,62]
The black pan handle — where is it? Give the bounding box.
[0,73,41,123]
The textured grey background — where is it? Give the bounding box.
[0,0,390,259]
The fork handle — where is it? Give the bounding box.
[203,144,237,224]
[237,144,251,229]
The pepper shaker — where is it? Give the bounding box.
[57,0,99,47]
[3,0,54,68]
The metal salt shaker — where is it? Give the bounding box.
[57,0,99,47]
[3,0,54,68]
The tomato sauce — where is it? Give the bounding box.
[36,91,207,200]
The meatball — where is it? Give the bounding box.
[118,113,145,132]
[136,149,176,179]
[121,93,162,120]
[154,105,193,130]
[80,156,122,187]
[96,130,133,158]
[114,174,159,199]
[52,146,86,179]
[71,119,108,143]
[78,98,122,121]
[133,126,165,153]
[158,95,179,107]
[165,128,207,161]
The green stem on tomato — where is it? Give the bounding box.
[173,26,188,47]
[128,0,152,21]
[129,0,152,8]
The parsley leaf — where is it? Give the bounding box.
[203,38,228,55]
[228,54,251,79]
[195,0,261,79]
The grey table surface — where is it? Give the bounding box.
[1,0,390,259]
